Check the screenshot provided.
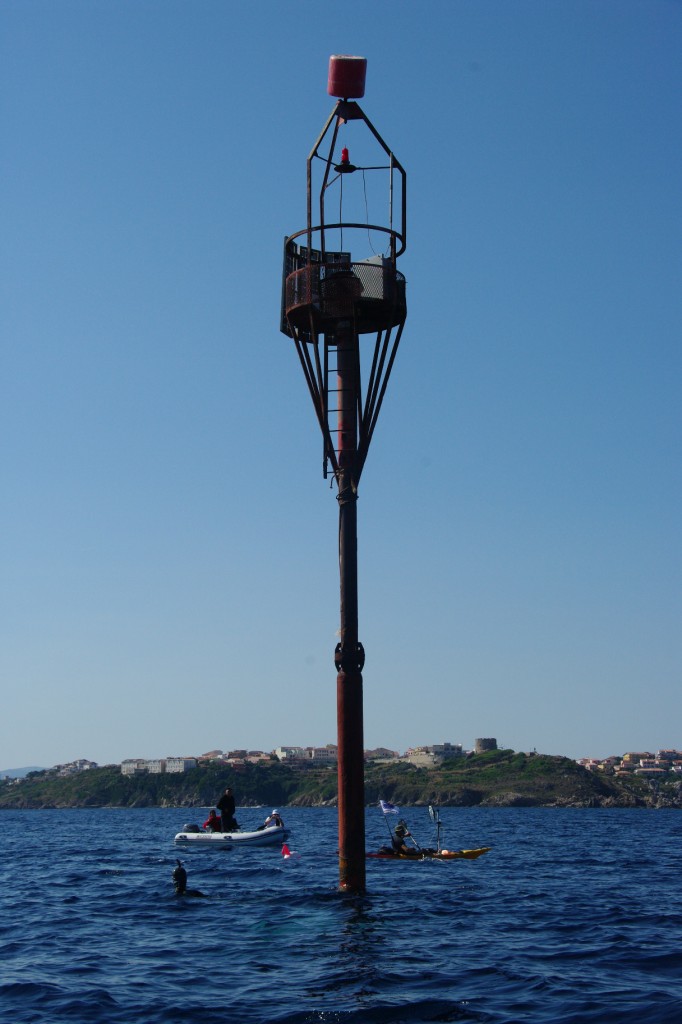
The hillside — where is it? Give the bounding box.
[1,750,680,810]
[365,750,681,808]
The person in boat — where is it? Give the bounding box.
[263,809,284,829]
[203,809,222,832]
[216,787,237,832]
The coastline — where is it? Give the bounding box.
[2,751,681,810]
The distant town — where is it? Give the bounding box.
[5,739,681,782]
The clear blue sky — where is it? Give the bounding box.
[2,0,680,769]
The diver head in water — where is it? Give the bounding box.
[171,859,207,897]
[172,859,187,894]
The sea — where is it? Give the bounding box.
[1,806,681,1024]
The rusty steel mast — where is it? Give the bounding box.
[280,56,407,892]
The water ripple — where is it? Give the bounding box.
[1,807,682,1023]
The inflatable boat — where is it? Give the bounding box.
[174,824,289,848]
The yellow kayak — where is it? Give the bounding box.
[368,846,491,861]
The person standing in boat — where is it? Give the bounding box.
[264,809,284,829]
[217,787,237,832]
[203,809,222,832]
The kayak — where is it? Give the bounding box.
[174,824,289,848]
[374,802,490,863]
[368,846,491,861]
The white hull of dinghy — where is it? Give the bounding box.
[174,824,289,848]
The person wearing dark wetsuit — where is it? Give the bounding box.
[217,788,236,832]
[172,860,206,897]
[172,861,188,894]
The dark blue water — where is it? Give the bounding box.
[2,807,681,1023]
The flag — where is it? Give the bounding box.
[379,799,399,815]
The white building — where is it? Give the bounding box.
[305,745,338,763]
[405,743,463,767]
[405,748,439,767]
[166,757,197,773]
[431,743,464,758]
[275,746,306,761]
[56,759,98,776]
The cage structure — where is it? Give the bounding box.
[280,96,407,485]
[280,65,407,892]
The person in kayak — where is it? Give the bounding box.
[391,821,413,854]
[203,809,222,832]
[264,809,284,828]
[216,788,237,832]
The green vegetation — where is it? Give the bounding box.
[0,761,337,810]
[363,750,679,808]
[2,750,681,810]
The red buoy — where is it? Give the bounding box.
[328,55,367,98]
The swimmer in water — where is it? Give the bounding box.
[172,859,188,894]
[172,860,206,897]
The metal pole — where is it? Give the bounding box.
[335,323,366,892]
